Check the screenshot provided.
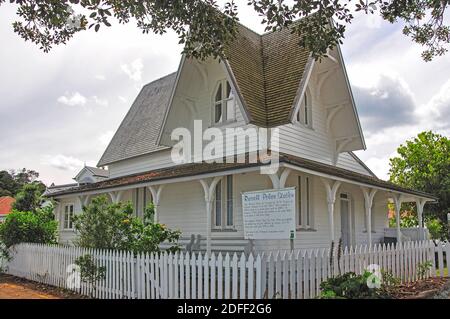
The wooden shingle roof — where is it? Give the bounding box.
[97,73,176,166]
[225,23,311,127]
[98,23,312,166]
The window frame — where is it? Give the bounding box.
[63,203,75,230]
[212,79,236,126]
[297,175,314,230]
[213,175,234,230]
[295,88,313,129]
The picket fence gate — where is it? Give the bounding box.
[3,240,450,299]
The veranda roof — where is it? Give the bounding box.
[48,153,436,201]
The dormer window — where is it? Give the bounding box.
[213,80,235,125]
[296,90,312,128]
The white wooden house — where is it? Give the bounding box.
[47,23,436,253]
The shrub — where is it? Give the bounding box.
[0,208,57,248]
[389,210,419,228]
[426,218,445,241]
[73,196,181,254]
[319,271,393,299]
[74,254,106,298]
[417,260,433,279]
[0,205,57,261]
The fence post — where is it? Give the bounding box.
[255,254,262,299]
[444,242,450,277]
[437,242,444,277]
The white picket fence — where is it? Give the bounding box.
[3,240,450,299]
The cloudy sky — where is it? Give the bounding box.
[0,3,449,186]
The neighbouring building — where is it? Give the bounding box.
[0,196,15,222]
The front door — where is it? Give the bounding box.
[340,194,352,248]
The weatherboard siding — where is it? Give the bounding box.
[56,171,389,251]
[337,153,372,176]
[276,78,371,176]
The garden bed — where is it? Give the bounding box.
[0,274,86,299]
[390,277,449,299]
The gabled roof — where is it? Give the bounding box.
[74,166,109,180]
[0,196,15,216]
[98,20,362,166]
[225,23,311,127]
[97,73,176,166]
[85,166,109,177]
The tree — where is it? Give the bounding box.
[12,183,43,213]
[73,196,181,254]
[1,0,449,61]
[0,205,58,249]
[389,131,450,237]
[0,168,46,197]
[0,171,17,197]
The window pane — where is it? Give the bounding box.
[298,176,302,226]
[304,104,308,125]
[215,182,222,227]
[215,83,222,102]
[215,103,222,123]
[226,99,235,121]
[226,81,232,98]
[64,211,69,229]
[143,188,147,215]
[226,175,233,226]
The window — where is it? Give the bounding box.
[134,188,153,219]
[214,175,234,229]
[296,90,312,127]
[64,204,74,230]
[135,188,140,217]
[213,80,235,125]
[226,175,233,226]
[298,175,313,229]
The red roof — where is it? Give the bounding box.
[0,196,15,216]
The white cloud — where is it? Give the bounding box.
[95,74,106,80]
[98,130,114,146]
[92,96,109,107]
[364,155,392,180]
[424,79,450,121]
[41,154,84,171]
[57,92,87,106]
[121,58,144,82]
[118,96,127,103]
